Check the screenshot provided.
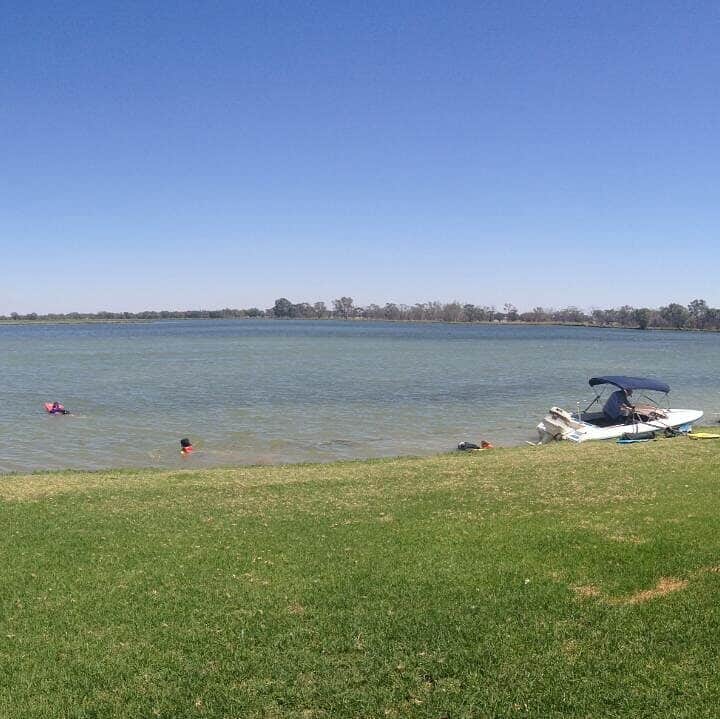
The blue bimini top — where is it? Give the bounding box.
[589,375,670,394]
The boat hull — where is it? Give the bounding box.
[537,409,703,444]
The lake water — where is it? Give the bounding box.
[1,320,718,473]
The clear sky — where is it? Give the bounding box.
[2,1,718,313]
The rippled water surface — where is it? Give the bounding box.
[1,320,718,472]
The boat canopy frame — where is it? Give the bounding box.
[581,376,671,417]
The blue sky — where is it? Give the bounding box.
[2,0,718,313]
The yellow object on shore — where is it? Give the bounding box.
[688,432,720,440]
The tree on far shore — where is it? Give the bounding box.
[333,297,354,319]
[660,303,690,329]
[634,308,651,330]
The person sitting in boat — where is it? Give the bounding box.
[49,401,70,415]
[603,388,634,423]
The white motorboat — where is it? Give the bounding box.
[537,375,703,443]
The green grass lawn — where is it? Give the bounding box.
[2,440,720,718]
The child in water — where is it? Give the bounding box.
[180,438,194,456]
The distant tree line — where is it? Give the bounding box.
[267,297,720,330]
[2,298,720,331]
[0,308,265,321]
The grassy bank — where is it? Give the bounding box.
[2,441,720,717]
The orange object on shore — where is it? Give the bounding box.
[458,440,494,452]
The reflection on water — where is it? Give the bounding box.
[0,320,718,472]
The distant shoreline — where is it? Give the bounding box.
[3,297,717,332]
[1,316,718,333]
[0,318,158,325]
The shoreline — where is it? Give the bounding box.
[2,427,717,477]
[0,315,718,333]
[0,450,436,478]
[0,448,492,478]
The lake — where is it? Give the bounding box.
[1,320,718,472]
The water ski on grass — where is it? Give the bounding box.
[617,430,658,444]
[458,440,493,452]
